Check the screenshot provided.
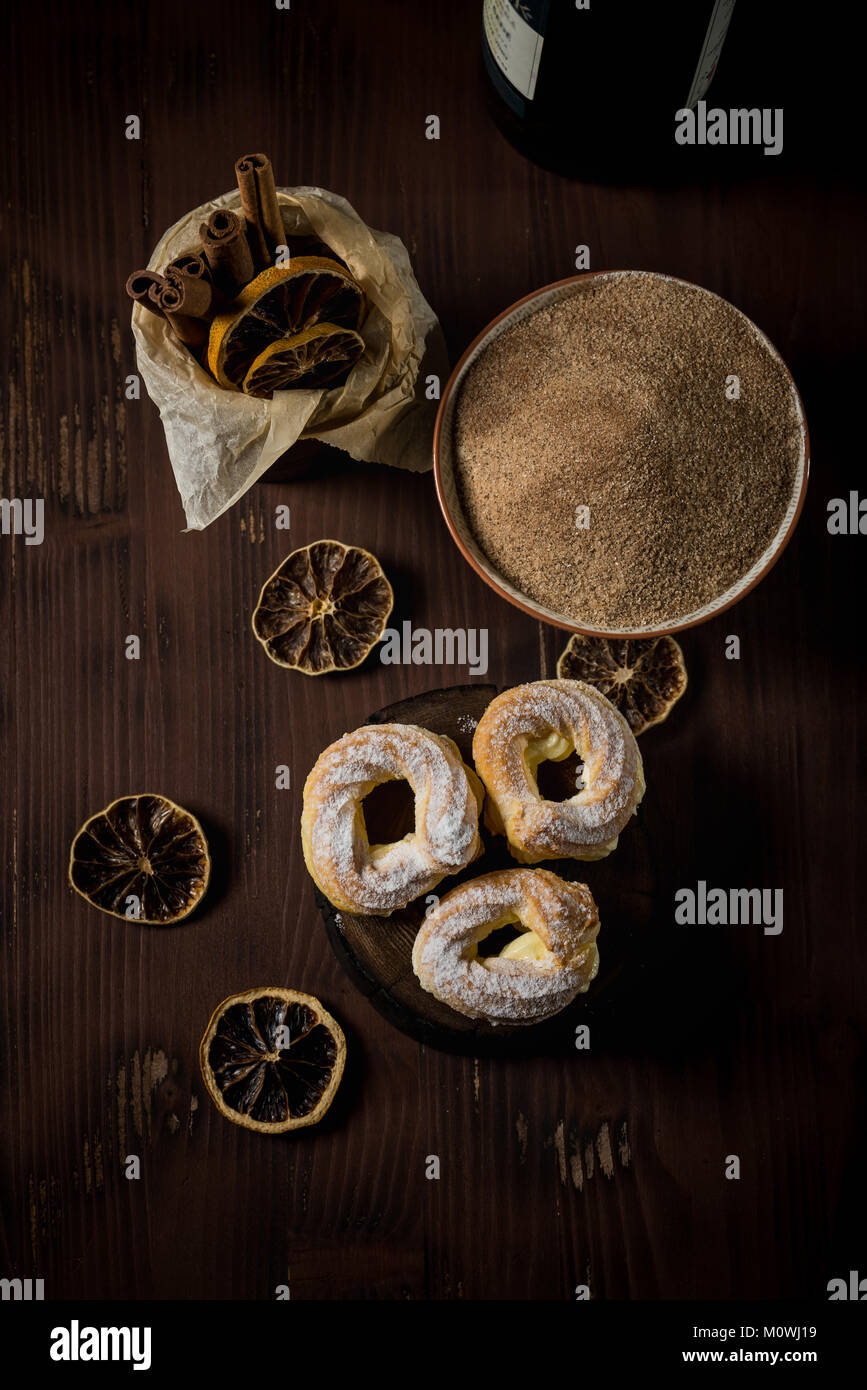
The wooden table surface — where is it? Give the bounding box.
[1,1,864,1301]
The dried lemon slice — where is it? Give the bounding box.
[242,323,365,397]
[199,987,346,1134]
[253,539,393,675]
[207,260,365,390]
[69,794,210,924]
[557,635,687,735]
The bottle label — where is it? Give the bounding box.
[685,0,737,109]
[482,0,550,109]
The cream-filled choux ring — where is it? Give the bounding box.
[412,868,600,1025]
[472,679,645,863]
[301,723,484,915]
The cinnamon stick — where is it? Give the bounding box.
[153,271,213,320]
[165,253,231,314]
[199,208,255,298]
[235,153,284,269]
[166,314,209,350]
[125,270,169,317]
[164,252,212,284]
[146,274,211,350]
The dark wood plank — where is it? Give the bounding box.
[1,0,865,1302]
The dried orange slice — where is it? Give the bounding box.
[557,635,687,735]
[207,260,365,390]
[242,323,365,397]
[252,539,393,675]
[69,794,210,924]
[199,987,346,1134]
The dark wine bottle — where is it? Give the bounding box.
[482,0,737,176]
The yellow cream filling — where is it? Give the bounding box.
[471,910,552,965]
[498,930,550,961]
[524,730,573,771]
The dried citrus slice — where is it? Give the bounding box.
[199,987,346,1134]
[557,635,687,735]
[207,260,365,390]
[69,794,210,924]
[242,323,365,397]
[252,539,393,675]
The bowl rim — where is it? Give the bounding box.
[432,269,811,639]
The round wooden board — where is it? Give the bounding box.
[316,685,655,1055]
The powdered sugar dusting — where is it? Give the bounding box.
[473,680,644,860]
[303,723,482,914]
[412,868,600,1025]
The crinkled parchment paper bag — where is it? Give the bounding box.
[131,186,445,530]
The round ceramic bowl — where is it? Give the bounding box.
[433,270,810,638]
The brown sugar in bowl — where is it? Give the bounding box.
[433,271,810,639]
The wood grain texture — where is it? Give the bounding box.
[1,0,865,1301]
